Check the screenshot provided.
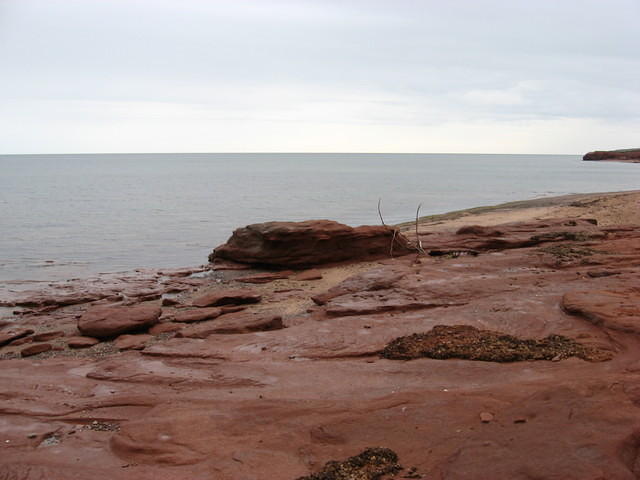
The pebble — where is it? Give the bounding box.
[480,412,494,423]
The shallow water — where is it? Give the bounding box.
[1,153,638,283]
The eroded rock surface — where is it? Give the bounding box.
[209,220,414,267]
[4,217,640,479]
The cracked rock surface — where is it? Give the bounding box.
[4,202,640,479]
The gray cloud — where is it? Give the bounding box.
[0,0,639,153]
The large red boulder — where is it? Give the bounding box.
[209,220,413,267]
[77,305,161,339]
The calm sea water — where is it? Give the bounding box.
[1,153,639,283]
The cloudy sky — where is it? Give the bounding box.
[1,0,638,154]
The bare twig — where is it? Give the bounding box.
[415,203,426,254]
[390,229,397,257]
[377,198,386,226]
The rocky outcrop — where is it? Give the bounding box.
[67,336,100,348]
[77,305,161,339]
[209,220,414,267]
[20,343,52,357]
[583,148,640,162]
[6,215,640,479]
[562,290,640,334]
[415,218,603,254]
[176,312,284,337]
[114,334,152,351]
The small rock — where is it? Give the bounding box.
[21,343,53,357]
[174,307,222,323]
[148,323,184,335]
[9,335,34,346]
[0,328,35,347]
[291,269,323,281]
[161,297,180,306]
[67,336,100,349]
[177,312,284,337]
[78,304,161,338]
[480,412,494,423]
[114,334,153,351]
[32,330,65,342]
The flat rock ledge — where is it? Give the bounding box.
[209,220,414,267]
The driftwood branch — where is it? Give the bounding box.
[378,199,425,257]
[390,229,397,257]
[377,198,386,226]
[415,203,426,254]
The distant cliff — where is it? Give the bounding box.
[583,148,640,162]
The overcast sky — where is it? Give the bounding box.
[1,0,639,154]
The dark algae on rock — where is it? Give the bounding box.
[296,447,402,480]
[380,325,612,362]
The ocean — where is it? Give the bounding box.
[1,153,639,284]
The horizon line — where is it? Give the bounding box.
[0,151,582,156]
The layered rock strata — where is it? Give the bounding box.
[209,220,414,267]
[3,215,640,478]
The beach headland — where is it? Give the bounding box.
[2,190,640,479]
[583,148,640,162]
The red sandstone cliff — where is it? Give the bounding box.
[583,148,640,162]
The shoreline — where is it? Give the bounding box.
[400,188,640,231]
[2,189,639,292]
[2,189,640,477]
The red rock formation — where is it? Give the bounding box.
[32,331,65,342]
[0,328,34,347]
[148,323,184,335]
[291,269,323,281]
[235,271,293,283]
[20,343,52,357]
[209,220,413,267]
[583,148,640,162]
[176,311,284,337]
[77,305,161,338]
[174,307,222,323]
[5,217,640,478]
[114,334,153,351]
[67,336,100,348]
